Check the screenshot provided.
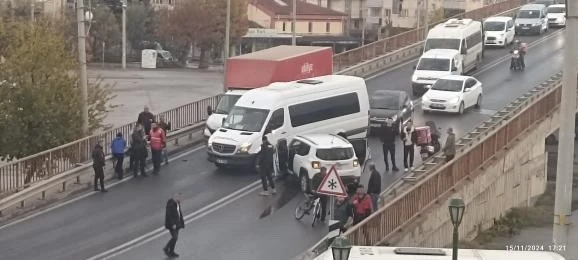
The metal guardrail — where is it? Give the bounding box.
[0,95,220,195]
[332,0,528,72]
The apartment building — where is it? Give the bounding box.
[443,0,507,12]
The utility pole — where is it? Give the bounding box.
[121,0,127,70]
[292,0,297,45]
[553,0,577,253]
[30,0,35,24]
[416,1,420,39]
[424,0,429,39]
[76,0,89,135]
[223,0,231,92]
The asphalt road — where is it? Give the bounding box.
[0,28,565,260]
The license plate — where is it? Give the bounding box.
[370,123,381,127]
[522,27,529,29]
[216,159,227,164]
[486,41,494,43]
[431,104,445,109]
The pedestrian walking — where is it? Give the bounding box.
[150,122,166,175]
[131,126,148,177]
[352,184,373,224]
[92,141,107,192]
[443,127,456,162]
[137,106,154,139]
[257,136,276,196]
[164,192,185,258]
[401,120,418,172]
[366,163,382,210]
[158,116,172,165]
[379,117,399,172]
[111,133,127,180]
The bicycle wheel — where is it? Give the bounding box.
[294,200,310,220]
[311,199,320,226]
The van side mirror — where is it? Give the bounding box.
[451,66,458,72]
[461,48,467,55]
[221,117,226,126]
[413,65,417,70]
[207,105,213,116]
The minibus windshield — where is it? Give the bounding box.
[223,106,270,132]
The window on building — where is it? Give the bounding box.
[283,22,286,31]
[400,9,409,17]
[369,7,381,17]
[384,8,391,17]
[308,22,313,33]
[325,22,330,33]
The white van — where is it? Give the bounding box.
[207,75,370,169]
[424,18,484,74]
[411,49,461,96]
[515,4,549,35]
[547,4,566,27]
[483,16,516,47]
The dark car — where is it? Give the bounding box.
[369,90,414,134]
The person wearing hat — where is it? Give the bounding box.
[111,132,127,180]
[443,127,456,162]
[257,135,276,196]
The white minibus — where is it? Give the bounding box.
[206,75,369,170]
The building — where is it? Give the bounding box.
[248,0,348,36]
[366,0,444,29]
[443,0,508,13]
[3,0,65,19]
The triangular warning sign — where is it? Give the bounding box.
[316,165,347,198]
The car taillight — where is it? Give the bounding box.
[353,159,359,167]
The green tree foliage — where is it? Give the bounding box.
[155,0,249,68]
[90,5,122,61]
[0,22,115,160]
[126,2,155,49]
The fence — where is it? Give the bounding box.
[332,0,526,72]
[0,95,220,195]
[341,72,563,246]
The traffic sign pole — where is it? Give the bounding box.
[329,196,335,222]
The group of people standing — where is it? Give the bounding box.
[91,106,171,192]
[378,117,457,173]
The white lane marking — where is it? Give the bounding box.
[409,29,564,105]
[88,181,262,260]
[0,145,206,231]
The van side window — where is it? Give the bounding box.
[465,30,482,50]
[460,39,467,51]
[266,108,284,131]
[289,92,361,127]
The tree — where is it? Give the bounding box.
[89,5,122,62]
[126,2,155,50]
[155,0,249,68]
[0,22,115,160]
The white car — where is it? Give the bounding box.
[483,16,516,48]
[277,134,366,193]
[421,75,483,115]
[547,4,566,27]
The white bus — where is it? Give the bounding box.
[314,246,566,260]
[424,18,484,74]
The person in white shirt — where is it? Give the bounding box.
[400,120,418,172]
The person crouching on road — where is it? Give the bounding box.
[310,167,329,222]
[92,141,107,192]
[111,132,127,180]
[131,126,148,177]
[164,192,185,258]
[150,122,166,175]
[257,136,276,196]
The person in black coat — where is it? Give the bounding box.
[164,193,185,258]
[131,127,148,177]
[257,135,276,196]
[379,117,399,172]
[137,106,154,138]
[366,163,382,209]
[92,141,107,192]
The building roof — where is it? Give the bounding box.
[251,0,346,17]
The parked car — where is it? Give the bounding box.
[421,75,483,115]
[369,90,414,134]
[276,133,368,193]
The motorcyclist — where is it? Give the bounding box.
[510,39,527,69]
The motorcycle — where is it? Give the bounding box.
[418,121,442,160]
[510,50,524,71]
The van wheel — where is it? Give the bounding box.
[458,102,465,115]
[299,170,311,193]
[475,95,482,109]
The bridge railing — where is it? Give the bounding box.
[0,96,220,195]
[332,0,527,72]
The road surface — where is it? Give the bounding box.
[0,28,564,260]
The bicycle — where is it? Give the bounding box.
[294,193,321,227]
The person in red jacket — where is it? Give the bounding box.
[352,184,373,225]
[149,122,166,174]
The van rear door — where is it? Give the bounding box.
[348,138,370,170]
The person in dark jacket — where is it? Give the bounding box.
[92,141,107,192]
[111,133,127,180]
[164,192,185,258]
[310,167,329,222]
[158,116,172,165]
[366,163,382,209]
[131,126,148,177]
[257,136,276,196]
[137,106,154,138]
[401,120,418,172]
[444,127,456,162]
[334,196,354,232]
[379,117,399,172]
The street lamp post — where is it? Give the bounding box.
[121,0,127,70]
[291,0,296,45]
[330,236,352,260]
[448,198,465,260]
[223,0,231,92]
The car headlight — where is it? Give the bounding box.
[238,143,252,153]
[449,97,460,104]
[534,21,542,26]
[391,114,398,122]
[311,161,321,169]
